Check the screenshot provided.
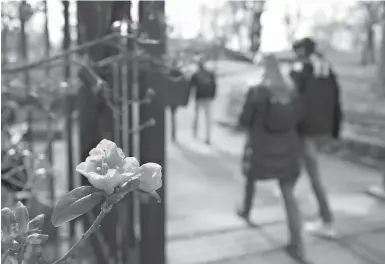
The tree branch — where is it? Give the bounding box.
[1,250,11,263]
[52,203,112,264]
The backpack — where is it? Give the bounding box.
[262,91,297,133]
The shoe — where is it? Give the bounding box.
[285,245,313,264]
[305,221,338,239]
[236,208,257,228]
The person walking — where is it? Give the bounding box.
[189,56,217,145]
[237,55,312,264]
[167,60,188,142]
[290,37,342,238]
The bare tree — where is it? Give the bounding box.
[359,1,383,65]
[283,1,302,45]
[218,1,265,53]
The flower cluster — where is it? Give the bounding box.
[76,139,162,195]
[1,202,48,253]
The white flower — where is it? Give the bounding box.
[76,139,140,195]
[138,163,162,192]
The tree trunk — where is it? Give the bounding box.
[249,4,264,53]
[362,26,376,65]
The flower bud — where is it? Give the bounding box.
[1,207,16,236]
[138,163,162,192]
[25,234,49,245]
[14,201,29,235]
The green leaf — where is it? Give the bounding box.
[51,186,104,227]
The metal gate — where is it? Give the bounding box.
[2,1,167,263]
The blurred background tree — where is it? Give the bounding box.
[197,1,265,54]
[283,0,302,45]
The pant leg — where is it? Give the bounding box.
[204,100,212,143]
[300,137,333,223]
[170,106,177,141]
[242,177,255,216]
[193,101,199,137]
[279,178,304,254]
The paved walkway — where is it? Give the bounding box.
[166,103,385,264]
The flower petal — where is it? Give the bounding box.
[96,139,116,153]
[76,162,88,174]
[122,157,140,173]
[104,170,134,193]
[86,172,114,195]
[89,148,104,157]
[105,144,123,168]
[117,148,125,160]
[85,155,103,164]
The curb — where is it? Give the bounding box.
[317,136,385,171]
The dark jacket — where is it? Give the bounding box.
[290,56,342,138]
[189,69,217,100]
[166,68,189,107]
[239,85,301,181]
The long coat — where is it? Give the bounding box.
[239,85,301,181]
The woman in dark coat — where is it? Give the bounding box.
[238,55,312,264]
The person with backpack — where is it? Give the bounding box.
[237,55,312,264]
[167,59,189,142]
[290,37,342,239]
[189,56,217,145]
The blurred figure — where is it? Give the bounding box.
[238,55,312,264]
[189,56,217,144]
[167,60,187,142]
[290,37,342,238]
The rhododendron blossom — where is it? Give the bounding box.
[76,139,162,195]
[76,139,141,195]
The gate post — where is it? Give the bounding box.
[139,2,166,264]
[77,2,129,263]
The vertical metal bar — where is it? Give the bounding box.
[131,18,142,245]
[19,1,32,151]
[43,0,55,210]
[139,2,166,264]
[112,63,120,144]
[132,38,140,162]
[62,0,75,241]
[43,0,59,259]
[121,26,129,155]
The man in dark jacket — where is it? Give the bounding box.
[189,56,217,145]
[167,59,188,142]
[290,37,342,239]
